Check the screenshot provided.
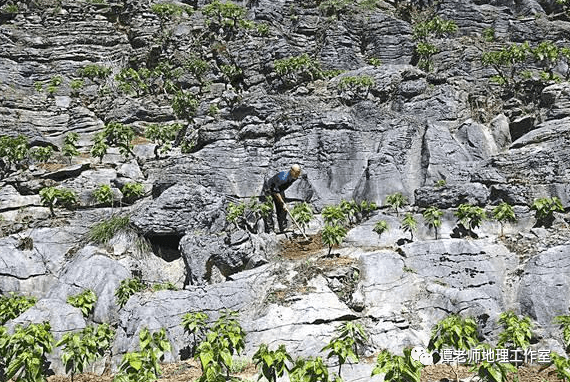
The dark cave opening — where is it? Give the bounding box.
[146,234,182,262]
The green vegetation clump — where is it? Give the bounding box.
[115,277,146,308]
[67,290,97,318]
[62,132,80,163]
[91,122,135,161]
[385,192,408,217]
[321,224,348,256]
[30,146,54,163]
[274,53,324,88]
[92,184,114,206]
[531,196,564,227]
[492,202,516,236]
[373,220,389,236]
[121,183,145,204]
[401,212,417,241]
[88,215,131,244]
[0,293,37,325]
[0,134,29,172]
[290,202,314,234]
[412,15,458,72]
[78,64,111,80]
[151,2,193,19]
[454,203,486,237]
[39,186,78,216]
[422,206,443,239]
[226,198,273,233]
[372,348,423,382]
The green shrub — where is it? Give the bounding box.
[531,196,564,227]
[78,64,111,80]
[550,352,570,382]
[373,220,389,236]
[0,293,37,325]
[322,224,348,256]
[422,206,443,239]
[56,323,115,382]
[90,133,108,163]
[492,202,516,236]
[102,122,135,160]
[39,186,78,216]
[469,343,517,382]
[322,322,367,377]
[70,79,84,93]
[2,4,19,13]
[482,27,495,42]
[202,0,249,38]
[226,198,272,233]
[0,134,29,170]
[115,278,145,308]
[67,289,97,318]
[121,183,145,204]
[289,356,330,382]
[113,328,171,382]
[30,146,54,163]
[46,75,63,95]
[412,16,457,72]
[62,132,80,163]
[171,90,199,120]
[145,123,182,159]
[368,57,382,67]
[428,314,480,351]
[273,54,323,88]
[401,212,417,241]
[554,315,570,352]
[318,0,352,16]
[371,348,422,382]
[151,2,192,19]
[89,215,131,244]
[151,282,177,291]
[93,184,114,206]
[385,192,408,217]
[290,202,314,234]
[322,205,347,226]
[497,311,533,350]
[481,42,531,90]
[181,311,209,356]
[253,344,292,382]
[454,204,486,237]
[3,322,54,382]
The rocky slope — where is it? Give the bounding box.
[1,0,570,379]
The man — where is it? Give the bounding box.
[261,164,302,233]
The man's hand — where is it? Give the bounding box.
[274,193,285,206]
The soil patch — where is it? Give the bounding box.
[281,232,324,260]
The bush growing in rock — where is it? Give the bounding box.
[371,348,422,382]
[121,183,145,204]
[492,202,516,237]
[145,123,183,159]
[0,134,29,173]
[322,322,367,378]
[273,54,323,88]
[78,64,111,80]
[401,212,417,241]
[531,196,564,228]
[322,205,347,226]
[422,206,443,239]
[454,204,486,238]
[182,312,209,357]
[66,289,97,318]
[93,184,114,207]
[373,220,389,236]
[56,323,115,382]
[554,315,570,353]
[30,146,54,163]
[290,202,314,234]
[2,322,54,382]
[39,186,78,216]
[253,344,292,382]
[226,198,272,233]
[115,277,145,309]
[321,224,347,256]
[113,328,171,382]
[385,192,408,217]
[288,356,330,382]
[0,293,37,324]
[412,15,458,71]
[62,132,80,164]
[497,311,534,351]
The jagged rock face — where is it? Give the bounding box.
[3,0,570,378]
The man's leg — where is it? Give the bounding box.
[260,194,275,233]
[275,195,288,232]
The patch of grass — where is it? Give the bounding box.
[88,215,130,244]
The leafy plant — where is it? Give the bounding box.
[497,311,533,351]
[492,202,516,237]
[482,27,495,42]
[226,198,273,233]
[385,192,408,216]
[423,206,443,239]
[290,202,314,234]
[121,183,145,204]
[318,0,352,16]
[171,90,199,120]
[113,328,171,382]
[145,123,182,159]
[78,64,111,80]
[322,322,367,377]
[182,312,209,357]
[554,315,570,352]
[469,343,517,382]
[56,323,115,382]
[435,179,447,187]
[89,215,131,244]
[202,0,249,39]
[481,42,531,92]
[401,213,417,241]
[321,224,348,256]
[90,133,109,163]
[115,277,145,308]
[196,310,246,381]
[550,352,570,382]
[3,322,54,382]
[253,344,292,382]
[46,75,63,95]
[368,57,382,66]
[531,196,564,227]
[92,184,114,207]
[454,204,486,237]
[30,146,54,163]
[338,75,374,100]
[373,220,389,236]
[39,186,78,216]
[67,289,97,318]
[151,2,192,19]
[102,122,135,160]
[273,54,323,88]
[322,205,347,225]
[428,314,480,352]
[289,356,329,382]
[0,293,37,325]
[62,132,80,164]
[412,16,458,72]
[0,134,29,171]
[371,348,423,382]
